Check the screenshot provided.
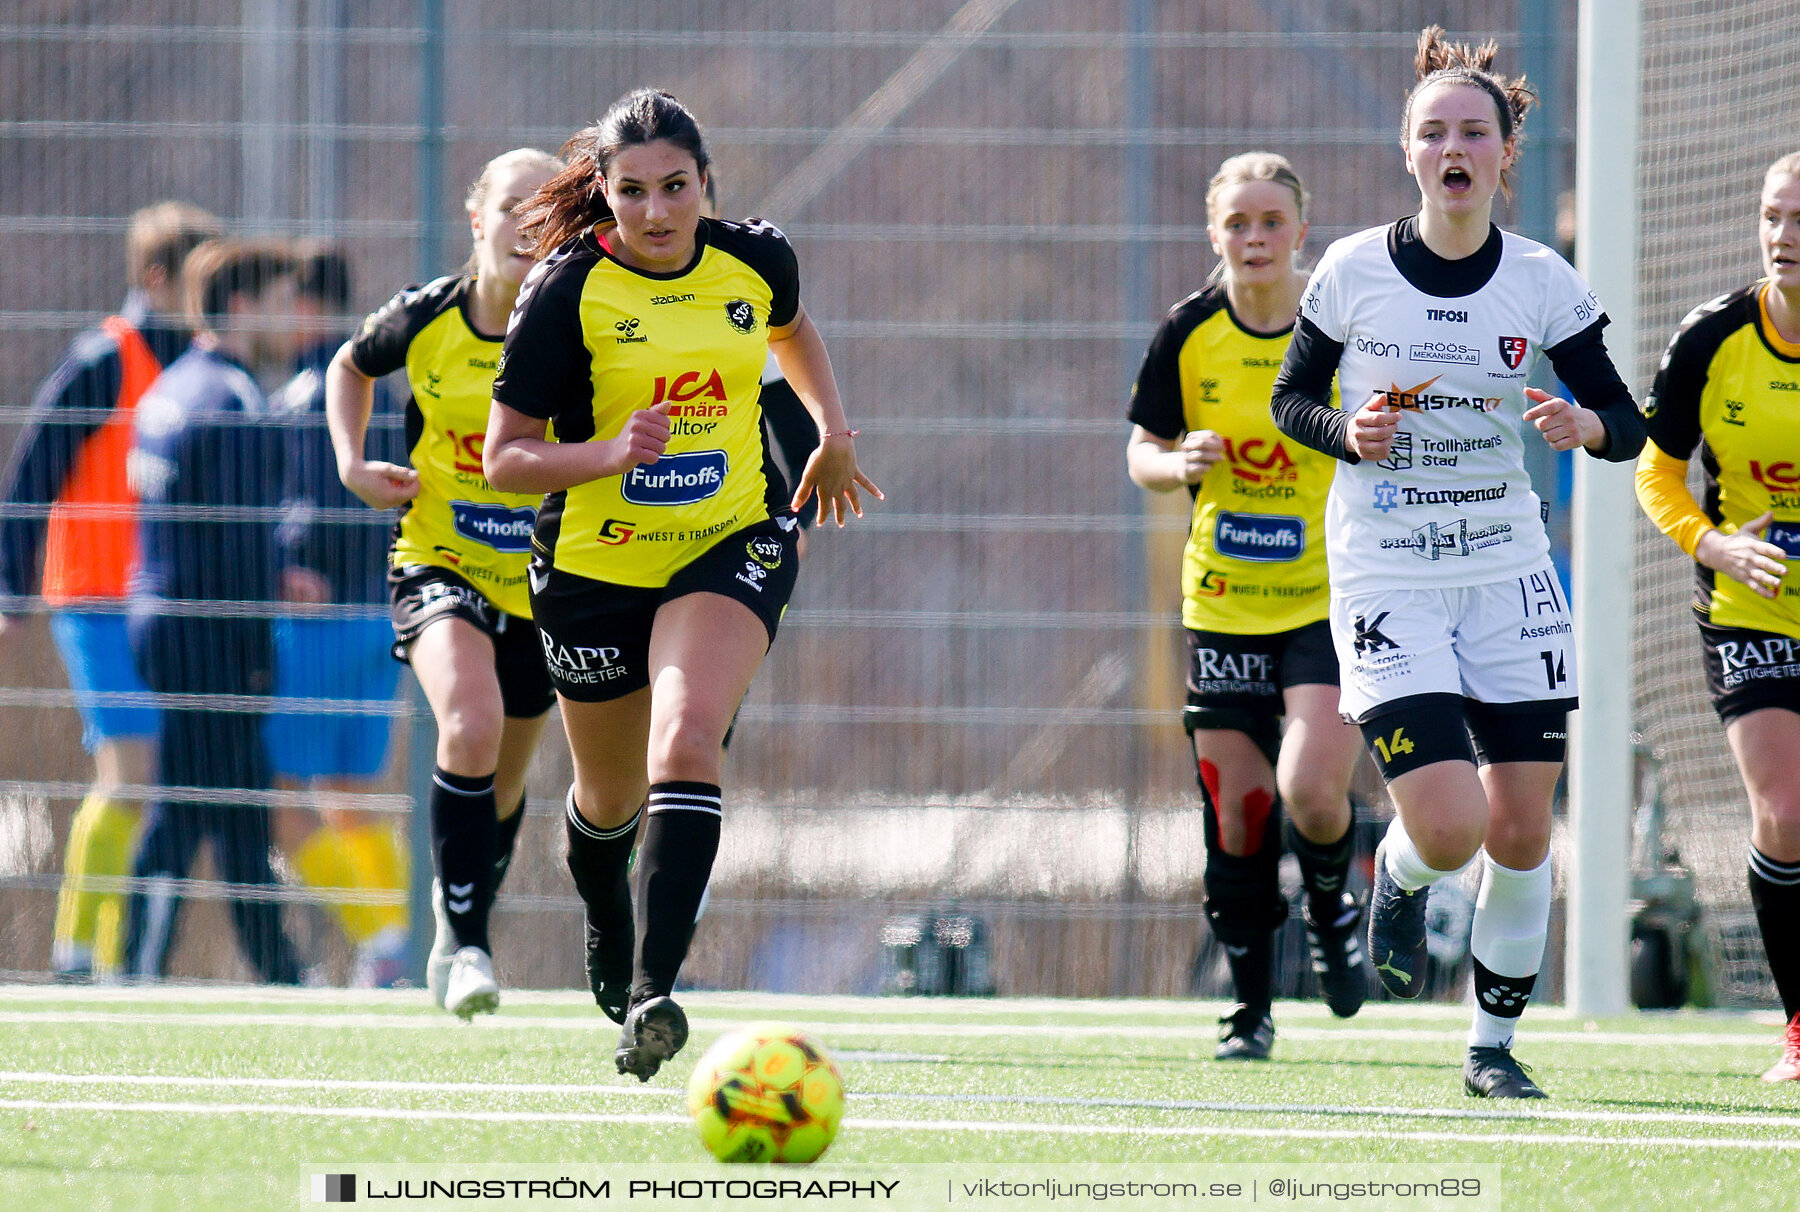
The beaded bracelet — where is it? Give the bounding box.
[822,429,860,438]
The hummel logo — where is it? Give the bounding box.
[1223,944,1250,957]
[448,881,475,914]
[1374,951,1413,986]
[528,562,550,595]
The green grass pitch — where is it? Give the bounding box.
[2,987,1796,1210]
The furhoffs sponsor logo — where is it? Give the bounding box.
[1213,511,1304,562]
[450,501,537,553]
[621,450,728,506]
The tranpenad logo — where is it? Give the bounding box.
[1213,511,1304,562]
[621,450,728,506]
[725,299,757,333]
[1498,336,1528,370]
[312,1173,356,1202]
[450,501,537,552]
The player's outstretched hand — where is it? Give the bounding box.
[1346,391,1399,462]
[340,460,420,510]
[1176,429,1225,484]
[1524,387,1606,452]
[1698,511,1789,600]
[602,400,672,477]
[791,432,884,528]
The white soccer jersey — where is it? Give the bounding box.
[1299,223,1602,593]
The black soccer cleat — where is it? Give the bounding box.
[615,995,689,1082]
[1215,1003,1275,1061]
[1367,841,1431,998]
[1304,891,1370,1019]
[584,919,632,1025]
[1463,1044,1547,1099]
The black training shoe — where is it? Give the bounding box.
[615,995,689,1082]
[1463,1044,1547,1099]
[584,919,632,1025]
[1367,841,1431,998]
[1214,1004,1275,1061]
[1304,891,1369,1019]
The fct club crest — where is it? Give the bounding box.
[1498,336,1528,370]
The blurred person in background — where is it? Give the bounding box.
[0,201,221,980]
[1636,150,1800,1082]
[488,89,879,1081]
[120,239,308,983]
[326,149,562,1018]
[269,244,409,987]
[1127,152,1367,1061]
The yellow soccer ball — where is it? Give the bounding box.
[685,1022,844,1163]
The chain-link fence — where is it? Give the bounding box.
[2,2,1582,996]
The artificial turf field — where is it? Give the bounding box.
[2,986,1797,1211]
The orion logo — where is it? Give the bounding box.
[450,501,537,553]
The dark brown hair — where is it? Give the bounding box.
[291,240,351,310]
[1403,26,1536,199]
[125,201,223,290]
[182,239,295,331]
[516,89,711,259]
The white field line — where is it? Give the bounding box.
[2,1070,1797,1134]
[1,1096,1794,1152]
[2,985,1780,1028]
[0,1008,1774,1049]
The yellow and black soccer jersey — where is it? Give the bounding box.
[1640,281,1800,634]
[1127,284,1338,633]
[491,217,798,588]
[349,274,538,618]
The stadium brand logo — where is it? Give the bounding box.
[1425,308,1468,323]
[1412,340,1481,365]
[467,355,497,371]
[1751,461,1800,492]
[651,370,728,408]
[1773,380,1800,392]
[1240,356,1282,368]
[615,317,647,344]
[450,501,537,553]
[1213,511,1304,563]
[650,293,695,305]
[1355,336,1400,358]
[725,299,757,333]
[1723,399,1747,426]
[1498,335,1528,370]
[621,449,728,506]
[598,518,636,545]
[1352,612,1400,656]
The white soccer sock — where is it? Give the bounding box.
[1381,816,1467,892]
[1467,850,1552,1049]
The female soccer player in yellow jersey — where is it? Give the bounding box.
[486,90,879,1080]
[1637,151,1800,1082]
[1127,153,1368,1061]
[1272,29,1643,1099]
[325,148,562,1020]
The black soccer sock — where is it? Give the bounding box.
[430,767,498,952]
[1749,847,1800,1021]
[630,781,722,1004]
[565,792,639,938]
[1210,918,1276,1015]
[493,792,528,890]
[1287,817,1357,922]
